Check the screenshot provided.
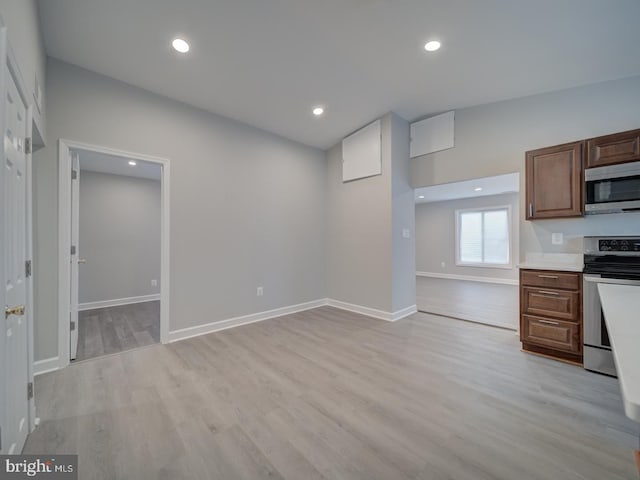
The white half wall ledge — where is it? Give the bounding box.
[78,294,161,311]
[34,357,60,376]
[416,271,519,286]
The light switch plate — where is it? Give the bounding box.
[551,233,564,245]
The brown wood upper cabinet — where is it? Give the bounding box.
[525,141,583,219]
[586,129,640,168]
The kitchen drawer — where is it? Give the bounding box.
[520,270,580,290]
[521,315,581,354]
[521,286,580,321]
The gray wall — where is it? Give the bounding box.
[415,193,519,281]
[410,75,640,256]
[326,112,415,314]
[0,0,46,139]
[326,138,392,312]
[33,58,327,361]
[389,113,416,312]
[78,171,161,304]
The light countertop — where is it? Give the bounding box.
[518,253,584,272]
[597,283,640,423]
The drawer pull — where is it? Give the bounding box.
[538,319,560,326]
[537,290,560,296]
[537,275,559,279]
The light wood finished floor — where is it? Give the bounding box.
[417,276,519,330]
[75,301,160,362]
[26,307,638,479]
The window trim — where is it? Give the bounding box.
[454,205,513,269]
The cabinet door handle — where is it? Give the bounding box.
[538,274,559,279]
[537,290,560,296]
[538,319,560,326]
[529,203,533,217]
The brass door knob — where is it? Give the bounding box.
[5,305,25,319]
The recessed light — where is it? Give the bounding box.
[128,161,137,166]
[418,195,425,199]
[474,187,483,192]
[312,106,324,116]
[424,40,441,52]
[172,38,190,53]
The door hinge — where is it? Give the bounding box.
[25,137,32,154]
[71,169,78,180]
[70,321,76,332]
[25,259,32,278]
[27,382,34,400]
[71,245,76,255]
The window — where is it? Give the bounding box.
[455,206,511,268]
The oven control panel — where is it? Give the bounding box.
[598,238,640,252]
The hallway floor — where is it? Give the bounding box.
[416,276,519,330]
[75,301,160,362]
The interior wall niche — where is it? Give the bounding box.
[342,120,381,182]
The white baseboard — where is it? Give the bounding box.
[391,304,418,321]
[326,299,417,322]
[168,299,327,343]
[416,271,518,286]
[79,294,161,311]
[34,356,60,376]
[169,297,419,344]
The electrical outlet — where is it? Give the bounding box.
[441,262,446,268]
[551,233,564,245]
[151,279,158,287]
[257,286,263,297]
[402,228,411,239]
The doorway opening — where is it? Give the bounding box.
[58,141,170,366]
[414,173,520,330]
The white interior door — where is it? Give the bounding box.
[70,151,80,360]
[2,63,29,454]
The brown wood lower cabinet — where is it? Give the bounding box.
[520,270,580,290]
[521,287,580,321]
[521,314,581,354]
[520,269,583,364]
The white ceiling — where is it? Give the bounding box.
[76,149,162,181]
[415,173,519,204]
[38,0,640,149]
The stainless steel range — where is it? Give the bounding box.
[583,236,640,377]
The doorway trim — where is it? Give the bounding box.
[57,140,170,368]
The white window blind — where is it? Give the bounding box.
[456,207,510,267]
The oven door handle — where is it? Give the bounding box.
[584,275,640,286]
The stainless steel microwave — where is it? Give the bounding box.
[584,161,640,214]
